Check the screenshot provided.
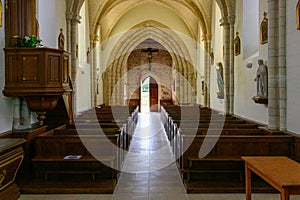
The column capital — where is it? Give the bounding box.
[202,34,212,42]
[66,12,81,24]
[219,17,229,27]
[90,34,100,43]
[205,34,212,41]
[227,15,235,25]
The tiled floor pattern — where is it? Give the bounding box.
[21,113,300,200]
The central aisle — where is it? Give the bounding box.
[112,112,188,200]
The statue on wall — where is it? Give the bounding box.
[297,0,300,29]
[216,62,224,99]
[87,47,91,64]
[210,48,214,65]
[254,59,268,97]
[260,12,268,44]
[201,80,206,95]
[58,28,65,50]
[35,17,40,39]
[234,32,241,56]
[0,0,2,27]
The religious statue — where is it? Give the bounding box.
[234,32,241,56]
[58,28,65,50]
[0,0,2,27]
[87,47,91,64]
[96,68,100,94]
[254,59,268,97]
[201,80,206,96]
[35,17,40,39]
[260,12,268,44]
[297,0,300,29]
[216,62,224,99]
[142,48,158,71]
[210,48,214,65]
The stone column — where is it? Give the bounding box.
[90,33,100,107]
[176,62,184,104]
[228,16,235,115]
[268,0,280,131]
[121,61,127,106]
[220,18,231,114]
[70,13,81,114]
[278,0,286,131]
[186,61,193,103]
[175,60,181,105]
[115,57,122,105]
[66,13,72,52]
[183,60,188,103]
[204,34,212,108]
[106,62,113,105]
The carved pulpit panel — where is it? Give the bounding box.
[20,56,39,83]
[48,55,61,83]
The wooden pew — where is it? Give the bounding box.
[179,133,295,193]
[30,105,138,193]
[32,134,120,182]
[161,105,297,193]
[67,122,132,150]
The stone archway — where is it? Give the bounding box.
[68,0,235,111]
[102,25,197,106]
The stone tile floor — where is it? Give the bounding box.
[20,113,300,200]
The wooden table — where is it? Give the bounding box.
[242,156,300,200]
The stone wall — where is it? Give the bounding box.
[127,47,173,103]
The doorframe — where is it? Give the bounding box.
[140,75,161,112]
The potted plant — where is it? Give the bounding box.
[15,35,42,47]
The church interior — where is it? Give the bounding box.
[1,0,300,199]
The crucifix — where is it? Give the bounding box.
[141,48,158,71]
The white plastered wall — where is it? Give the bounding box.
[77,2,91,112]
[286,0,300,135]
[210,1,224,112]
[0,24,14,133]
[196,24,205,105]
[233,0,268,125]
[37,0,66,48]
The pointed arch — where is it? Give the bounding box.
[102,23,197,105]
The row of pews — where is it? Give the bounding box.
[30,105,139,192]
[161,105,299,193]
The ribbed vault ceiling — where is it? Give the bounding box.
[86,0,215,41]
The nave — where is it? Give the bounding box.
[20,113,299,200]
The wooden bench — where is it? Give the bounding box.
[177,134,295,189]
[179,128,266,136]
[67,122,132,150]
[183,156,244,182]
[161,105,300,193]
[32,155,114,182]
[32,135,119,182]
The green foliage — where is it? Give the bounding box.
[16,35,41,47]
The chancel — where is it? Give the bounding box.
[0,1,300,200]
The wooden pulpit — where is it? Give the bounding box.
[2,47,71,125]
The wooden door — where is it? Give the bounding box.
[149,78,158,112]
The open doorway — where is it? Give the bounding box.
[141,77,159,112]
